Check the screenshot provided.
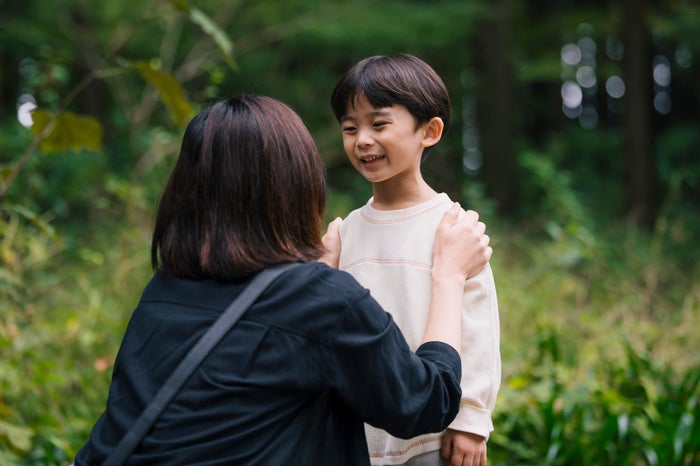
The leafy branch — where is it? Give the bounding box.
[0,0,235,200]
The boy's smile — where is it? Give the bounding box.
[359,154,385,164]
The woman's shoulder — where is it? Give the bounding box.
[282,261,367,298]
[278,262,377,316]
[259,262,382,338]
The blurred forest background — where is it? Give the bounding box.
[1,0,699,464]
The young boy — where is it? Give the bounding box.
[330,54,501,466]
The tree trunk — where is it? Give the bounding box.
[0,50,12,128]
[70,8,107,120]
[623,0,656,229]
[474,0,516,214]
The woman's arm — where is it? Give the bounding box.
[421,204,491,351]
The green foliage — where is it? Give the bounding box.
[486,145,699,464]
[491,337,700,466]
[0,196,151,465]
[490,250,699,465]
[0,0,240,198]
[656,124,700,191]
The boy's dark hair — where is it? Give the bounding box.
[330,54,451,161]
[151,95,327,280]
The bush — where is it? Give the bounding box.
[490,337,700,466]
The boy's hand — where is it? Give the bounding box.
[441,429,487,466]
[319,217,343,268]
[432,203,491,283]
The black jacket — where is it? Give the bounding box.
[75,262,461,465]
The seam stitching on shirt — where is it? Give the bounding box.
[341,258,431,271]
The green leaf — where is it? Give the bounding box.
[0,167,12,183]
[167,0,237,70]
[0,419,33,452]
[29,109,102,154]
[133,62,196,127]
[166,0,190,10]
[189,8,237,70]
[9,204,59,242]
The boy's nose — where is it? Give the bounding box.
[356,128,374,147]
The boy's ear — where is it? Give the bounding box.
[422,117,444,147]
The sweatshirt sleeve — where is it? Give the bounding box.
[326,288,462,439]
[448,263,501,439]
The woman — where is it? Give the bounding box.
[74,95,491,465]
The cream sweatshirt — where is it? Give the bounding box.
[338,193,501,465]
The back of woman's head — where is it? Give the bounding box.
[151,95,327,280]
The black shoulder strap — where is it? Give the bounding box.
[101,262,301,466]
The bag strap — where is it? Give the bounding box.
[101,262,301,466]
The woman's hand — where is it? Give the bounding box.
[432,203,491,284]
[318,217,343,268]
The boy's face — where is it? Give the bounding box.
[339,94,429,185]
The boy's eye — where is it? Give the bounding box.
[373,121,388,129]
[342,126,357,133]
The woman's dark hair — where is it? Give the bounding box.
[151,95,327,280]
[330,54,451,161]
